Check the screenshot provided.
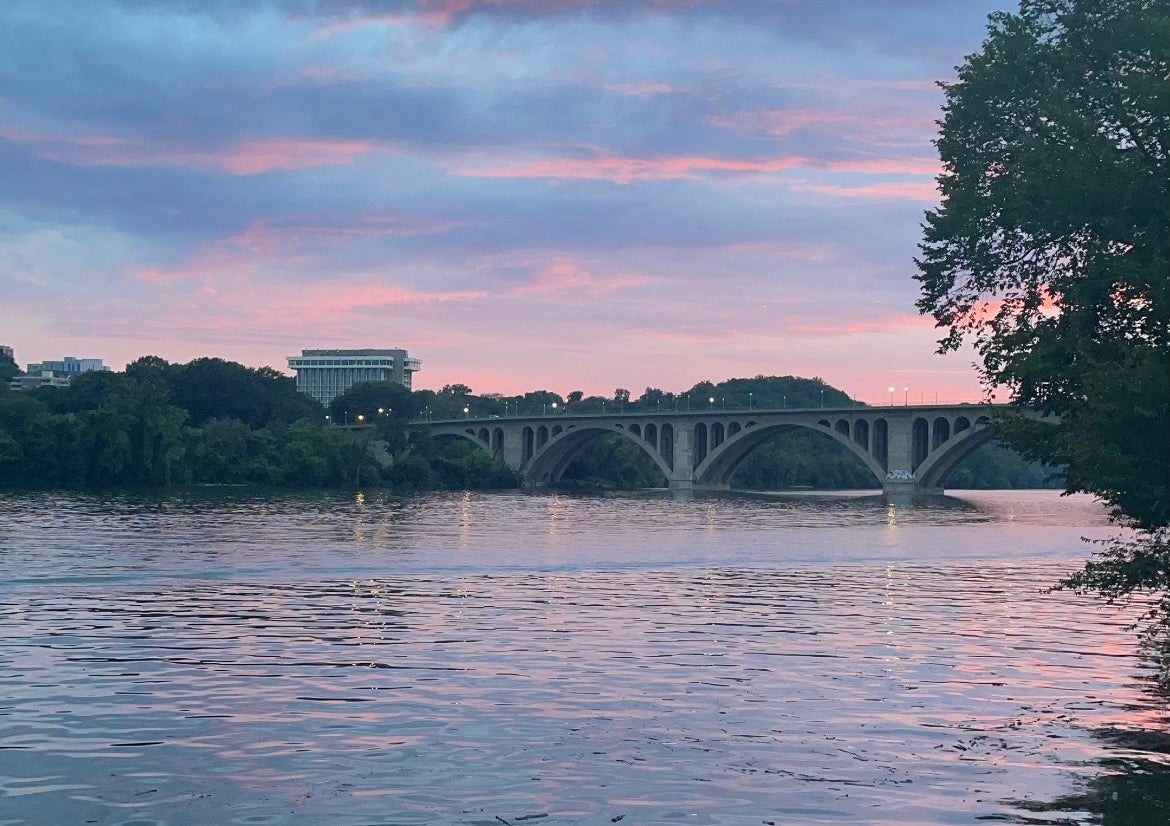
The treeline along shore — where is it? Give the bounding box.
[0,354,1056,493]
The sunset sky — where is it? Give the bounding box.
[1,0,1014,404]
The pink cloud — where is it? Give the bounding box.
[133,256,236,285]
[456,150,938,184]
[515,258,594,293]
[0,123,372,175]
[637,328,743,343]
[599,81,679,96]
[787,313,938,336]
[218,138,372,174]
[825,157,939,175]
[457,153,808,183]
[247,282,484,327]
[228,215,468,254]
[310,13,411,38]
[791,180,940,201]
[509,257,645,295]
[309,0,516,35]
[707,105,936,142]
[707,109,857,135]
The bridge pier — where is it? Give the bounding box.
[667,423,695,493]
[881,477,919,497]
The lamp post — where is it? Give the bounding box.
[748,391,753,410]
[551,402,558,415]
[378,407,385,416]
[888,386,895,406]
[708,396,715,409]
[325,414,331,425]
[820,389,824,408]
[721,397,726,411]
[463,406,470,419]
[903,386,909,406]
[357,414,365,424]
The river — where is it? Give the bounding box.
[1,489,1167,825]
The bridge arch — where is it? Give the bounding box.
[913,420,996,491]
[853,418,869,451]
[694,420,887,490]
[423,429,494,462]
[522,424,674,487]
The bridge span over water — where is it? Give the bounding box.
[417,404,1010,494]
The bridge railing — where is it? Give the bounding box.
[415,401,999,425]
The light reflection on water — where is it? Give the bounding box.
[0,489,1166,825]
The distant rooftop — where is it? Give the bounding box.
[298,349,408,356]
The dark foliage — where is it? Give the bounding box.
[915,0,1170,636]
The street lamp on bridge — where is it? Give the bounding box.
[889,386,895,406]
[463,406,470,418]
[903,386,909,406]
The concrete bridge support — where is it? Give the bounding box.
[882,416,920,495]
[667,426,694,493]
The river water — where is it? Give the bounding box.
[1,489,1167,825]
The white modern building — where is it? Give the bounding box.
[286,348,421,406]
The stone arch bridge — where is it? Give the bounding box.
[417,405,1013,494]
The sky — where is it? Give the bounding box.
[1,0,1015,404]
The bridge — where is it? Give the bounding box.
[417,404,1009,494]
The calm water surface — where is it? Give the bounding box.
[1,489,1167,825]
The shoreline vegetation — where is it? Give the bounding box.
[0,355,1058,494]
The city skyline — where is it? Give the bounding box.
[2,0,1013,403]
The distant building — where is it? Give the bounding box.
[286,348,421,407]
[10,355,108,392]
[11,372,72,391]
[26,356,107,376]
[0,345,13,361]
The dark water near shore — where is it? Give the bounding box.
[1,489,1167,825]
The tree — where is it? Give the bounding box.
[636,387,672,408]
[329,380,415,424]
[0,349,20,387]
[916,0,1170,632]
